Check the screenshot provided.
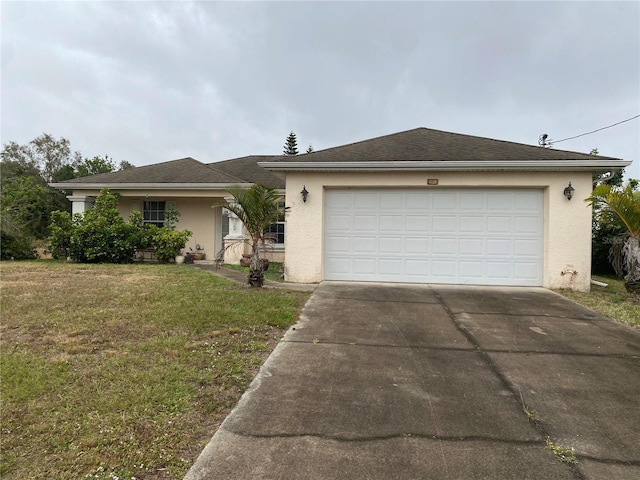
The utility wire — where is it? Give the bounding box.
[548,114,640,146]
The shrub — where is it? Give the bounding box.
[0,232,37,260]
[48,189,155,264]
[48,210,75,259]
[152,229,192,263]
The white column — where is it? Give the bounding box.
[67,196,94,215]
[223,208,246,239]
[222,204,248,264]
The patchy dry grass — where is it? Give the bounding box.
[556,275,640,329]
[0,261,309,480]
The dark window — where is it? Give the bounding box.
[143,201,166,227]
[264,201,285,244]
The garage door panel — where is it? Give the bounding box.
[406,259,429,276]
[326,214,352,231]
[326,235,351,253]
[326,256,352,274]
[487,262,511,279]
[379,237,402,253]
[515,193,541,210]
[460,216,485,232]
[432,238,457,255]
[487,193,513,210]
[354,215,377,231]
[379,193,405,210]
[379,258,403,275]
[326,192,352,210]
[514,239,540,256]
[405,237,430,254]
[353,258,376,275]
[459,238,484,255]
[515,216,540,234]
[460,193,486,210]
[487,238,511,255]
[354,194,377,210]
[357,236,377,253]
[380,215,402,231]
[433,216,457,233]
[432,260,456,277]
[406,192,432,210]
[324,189,542,286]
[487,216,511,233]
[433,193,458,210]
[459,261,484,278]
[514,262,540,281]
[405,215,430,232]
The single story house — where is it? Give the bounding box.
[51,127,630,291]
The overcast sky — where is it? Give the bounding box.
[2,1,639,178]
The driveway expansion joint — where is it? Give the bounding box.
[221,428,545,446]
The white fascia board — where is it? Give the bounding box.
[259,160,631,172]
[48,182,254,190]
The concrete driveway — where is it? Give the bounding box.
[185,282,640,480]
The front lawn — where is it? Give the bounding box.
[0,261,310,479]
[556,275,639,329]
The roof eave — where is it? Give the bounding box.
[49,182,255,190]
[259,160,631,173]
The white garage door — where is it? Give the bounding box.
[324,188,543,286]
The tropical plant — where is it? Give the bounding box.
[221,184,287,287]
[587,182,640,295]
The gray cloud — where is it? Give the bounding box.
[1,1,638,178]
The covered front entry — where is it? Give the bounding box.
[324,188,543,286]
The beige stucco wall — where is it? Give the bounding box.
[115,195,222,256]
[284,171,594,291]
[73,188,286,264]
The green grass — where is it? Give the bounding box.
[556,275,640,329]
[224,261,285,282]
[0,260,309,480]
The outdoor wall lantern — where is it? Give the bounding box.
[563,182,575,201]
[301,185,309,203]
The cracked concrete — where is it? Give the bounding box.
[184,282,640,480]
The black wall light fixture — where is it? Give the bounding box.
[301,185,309,202]
[564,182,575,201]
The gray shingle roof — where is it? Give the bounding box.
[59,157,245,184]
[209,156,285,188]
[271,127,623,163]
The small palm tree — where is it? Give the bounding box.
[223,184,286,287]
[587,183,640,295]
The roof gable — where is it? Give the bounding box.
[272,127,623,163]
[262,127,629,173]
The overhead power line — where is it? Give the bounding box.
[542,114,639,147]
[551,114,639,144]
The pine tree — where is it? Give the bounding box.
[283,132,299,155]
[306,144,314,153]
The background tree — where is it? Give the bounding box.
[76,155,117,177]
[588,147,628,274]
[306,144,314,153]
[221,184,287,287]
[283,131,299,155]
[119,160,135,170]
[1,134,126,259]
[587,182,640,295]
